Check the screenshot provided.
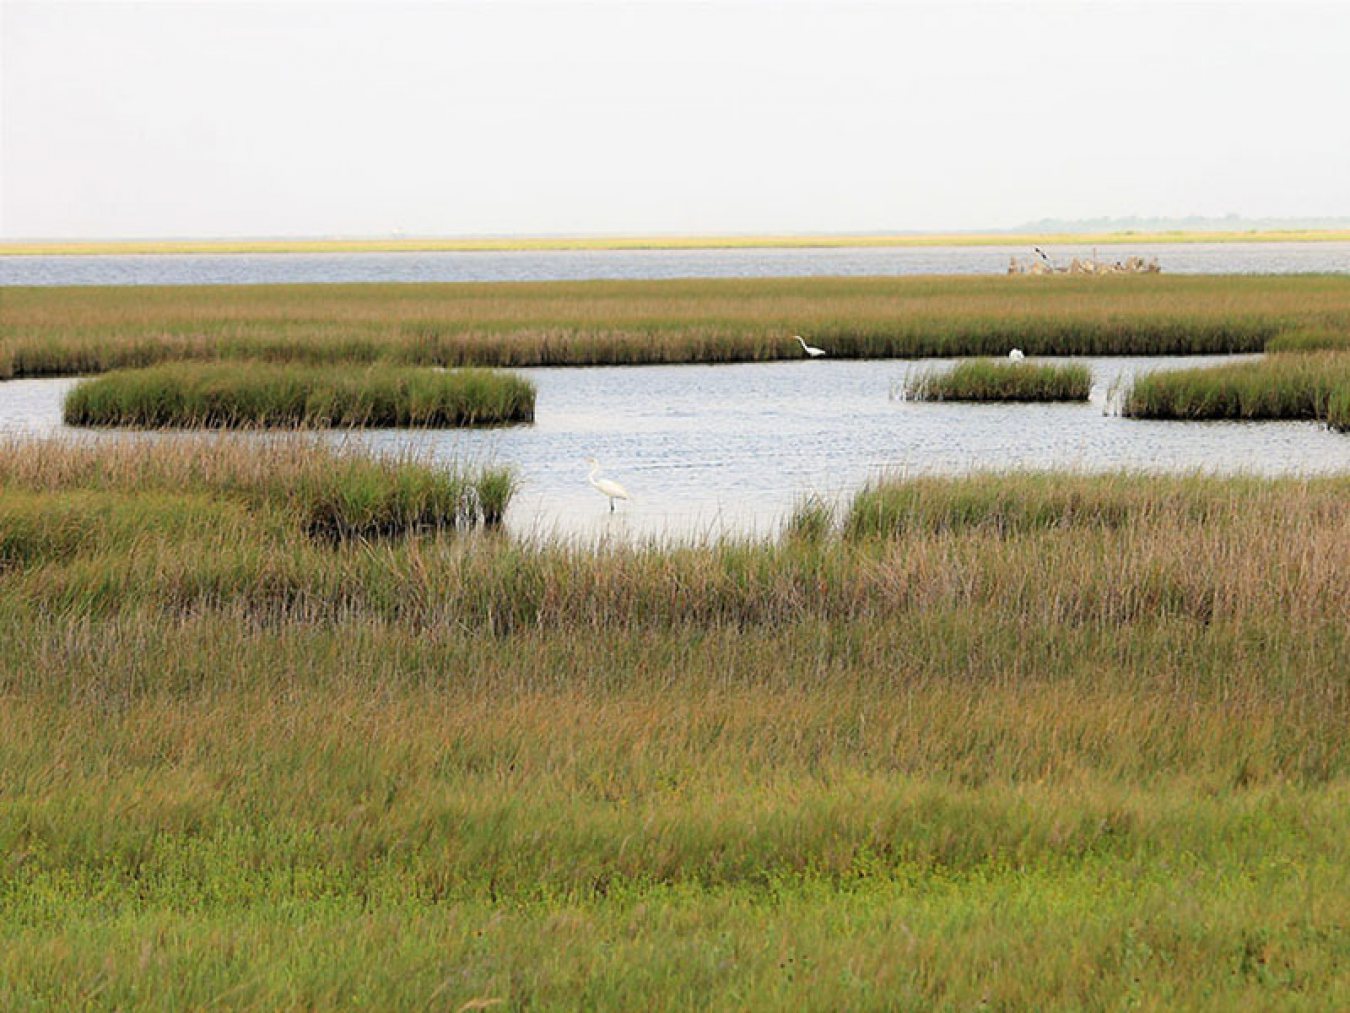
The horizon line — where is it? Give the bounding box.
[5,227,1350,257]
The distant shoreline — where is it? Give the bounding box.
[3,229,1349,257]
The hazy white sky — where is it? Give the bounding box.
[2,0,1348,238]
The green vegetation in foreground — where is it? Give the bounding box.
[2,442,1349,1006]
[5,274,1350,376]
[62,361,535,428]
[902,358,1091,402]
[3,227,1349,255]
[1124,351,1350,430]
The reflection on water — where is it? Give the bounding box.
[4,356,1349,541]
[2,241,1348,287]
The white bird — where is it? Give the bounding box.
[586,457,630,512]
[1009,348,1026,361]
[794,335,826,358]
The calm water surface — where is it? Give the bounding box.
[5,356,1349,541]
[2,242,1348,286]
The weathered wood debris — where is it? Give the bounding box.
[1008,247,1161,275]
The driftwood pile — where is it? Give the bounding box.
[1008,247,1161,276]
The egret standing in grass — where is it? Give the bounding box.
[794,335,827,358]
[586,457,630,512]
[1009,348,1026,361]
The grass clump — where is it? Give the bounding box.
[783,495,834,542]
[1123,352,1350,424]
[0,438,515,542]
[62,361,535,428]
[903,359,1091,401]
[1328,383,1350,433]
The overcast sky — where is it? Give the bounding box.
[2,0,1347,239]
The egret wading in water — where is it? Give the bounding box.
[794,335,827,358]
[586,457,630,512]
[1009,348,1026,361]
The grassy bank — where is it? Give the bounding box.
[1124,351,1350,427]
[902,359,1091,401]
[62,362,535,428]
[0,438,515,541]
[4,227,1349,256]
[1265,326,1350,352]
[5,274,1350,375]
[2,448,1349,1005]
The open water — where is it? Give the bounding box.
[2,241,1347,287]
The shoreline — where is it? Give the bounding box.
[4,229,1350,257]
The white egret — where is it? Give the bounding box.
[794,335,826,358]
[585,457,630,512]
[1009,348,1026,361]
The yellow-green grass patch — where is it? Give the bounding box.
[1123,351,1350,424]
[62,361,535,428]
[901,359,1091,401]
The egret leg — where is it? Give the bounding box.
[609,499,615,512]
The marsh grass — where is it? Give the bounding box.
[61,361,535,428]
[1266,326,1350,352]
[783,494,834,543]
[0,490,258,569]
[1329,383,1350,432]
[5,275,1349,376]
[4,457,1348,634]
[0,437,515,541]
[1123,351,1350,424]
[3,455,1350,1006]
[902,359,1091,401]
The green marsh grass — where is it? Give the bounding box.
[0,437,515,540]
[902,358,1091,401]
[1329,382,1350,432]
[783,494,834,543]
[3,451,1350,1006]
[0,490,257,569]
[1266,326,1350,352]
[1123,351,1350,424]
[5,274,1350,375]
[62,361,535,428]
[843,470,1269,538]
